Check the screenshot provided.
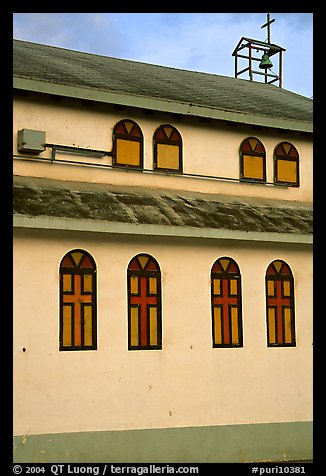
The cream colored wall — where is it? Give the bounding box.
[13,229,313,436]
[13,96,313,202]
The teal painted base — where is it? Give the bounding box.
[13,421,313,463]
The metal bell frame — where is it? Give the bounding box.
[232,37,285,87]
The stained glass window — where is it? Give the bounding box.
[274,142,299,186]
[211,257,243,347]
[112,119,143,169]
[266,260,296,347]
[153,124,182,173]
[127,254,162,350]
[240,137,266,182]
[59,249,97,351]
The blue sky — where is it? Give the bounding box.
[13,13,313,98]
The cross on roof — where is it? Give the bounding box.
[261,13,275,44]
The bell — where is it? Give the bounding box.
[259,52,273,69]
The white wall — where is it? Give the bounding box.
[13,229,313,436]
[13,96,313,202]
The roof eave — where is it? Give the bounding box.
[13,76,313,134]
[13,214,313,245]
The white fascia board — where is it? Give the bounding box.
[13,77,313,133]
[13,214,313,245]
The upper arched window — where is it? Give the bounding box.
[127,254,162,350]
[112,119,143,169]
[153,124,182,173]
[239,137,266,182]
[211,257,243,347]
[274,142,299,187]
[265,260,296,347]
[59,249,97,351]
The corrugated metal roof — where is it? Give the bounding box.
[13,39,312,131]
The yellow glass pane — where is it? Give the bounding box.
[163,126,173,138]
[138,255,149,269]
[84,305,93,346]
[283,281,291,297]
[220,259,229,271]
[130,307,139,347]
[248,138,258,151]
[62,306,72,347]
[63,274,72,292]
[277,159,297,183]
[243,155,264,180]
[274,261,283,273]
[149,277,157,294]
[116,138,140,166]
[213,279,221,295]
[283,143,291,154]
[71,252,83,266]
[214,307,222,345]
[268,308,276,344]
[284,308,292,343]
[157,143,180,170]
[149,307,158,346]
[231,307,239,344]
[267,280,275,296]
[83,274,93,292]
[124,121,134,134]
[130,276,139,294]
[230,279,237,295]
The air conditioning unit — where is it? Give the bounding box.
[18,129,46,154]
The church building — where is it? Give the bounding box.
[13,37,312,463]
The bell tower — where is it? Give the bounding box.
[232,13,285,87]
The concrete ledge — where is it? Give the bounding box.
[13,421,313,463]
[13,77,312,133]
[13,215,313,245]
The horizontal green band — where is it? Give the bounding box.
[13,421,312,463]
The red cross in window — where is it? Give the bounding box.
[63,274,92,346]
[213,279,238,345]
[130,276,157,347]
[268,280,291,344]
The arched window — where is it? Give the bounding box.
[239,137,266,182]
[127,254,162,350]
[274,142,299,187]
[112,119,143,169]
[266,260,296,347]
[153,124,182,173]
[59,249,97,351]
[211,257,243,347]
